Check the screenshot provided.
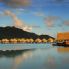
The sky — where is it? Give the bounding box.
[0,0,69,37]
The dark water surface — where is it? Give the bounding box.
[0,44,69,69]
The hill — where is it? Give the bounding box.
[0,26,54,40]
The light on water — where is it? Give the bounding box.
[0,44,69,69]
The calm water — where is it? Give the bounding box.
[0,44,69,69]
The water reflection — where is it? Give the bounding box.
[13,50,33,69]
[44,56,56,69]
[0,50,33,58]
[0,49,34,69]
[0,50,22,57]
[43,47,69,69]
[0,45,69,69]
[57,47,69,53]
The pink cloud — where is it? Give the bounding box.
[64,20,69,26]
[44,16,59,27]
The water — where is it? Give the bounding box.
[0,43,52,50]
[0,44,69,69]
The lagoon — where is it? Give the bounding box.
[0,43,52,50]
[0,44,69,69]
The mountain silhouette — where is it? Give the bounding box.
[0,26,54,40]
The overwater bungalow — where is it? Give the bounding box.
[25,39,30,43]
[42,38,47,43]
[35,38,42,43]
[17,39,22,43]
[48,38,54,43]
[29,38,34,43]
[20,38,26,43]
[10,39,17,44]
[0,40,1,43]
[1,39,9,44]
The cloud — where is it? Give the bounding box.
[0,10,40,32]
[33,12,45,17]
[1,10,32,32]
[32,26,40,28]
[0,0,31,8]
[44,16,59,27]
[64,20,69,26]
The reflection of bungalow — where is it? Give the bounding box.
[2,39,9,43]
[57,48,69,53]
[13,51,32,69]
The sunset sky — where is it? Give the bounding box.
[0,0,69,37]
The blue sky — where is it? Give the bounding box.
[0,0,69,37]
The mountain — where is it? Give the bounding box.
[0,26,54,40]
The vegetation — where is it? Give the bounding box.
[0,26,54,44]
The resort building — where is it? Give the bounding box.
[57,32,69,42]
[56,32,69,45]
